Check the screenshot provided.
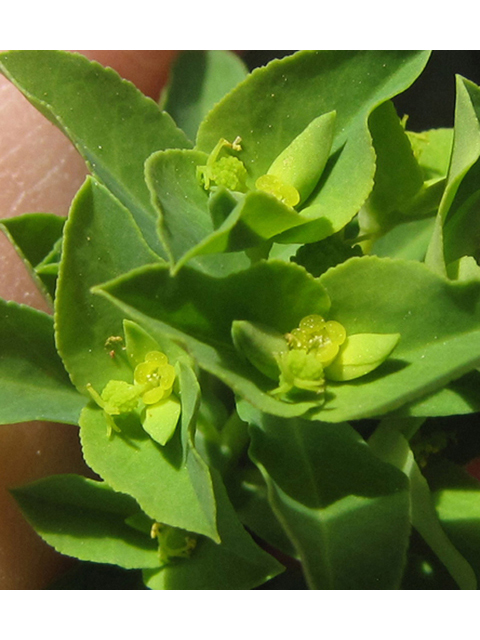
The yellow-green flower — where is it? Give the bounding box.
[86,380,140,437]
[150,522,197,564]
[134,351,176,404]
[272,349,326,397]
[272,313,400,397]
[286,314,346,366]
[197,137,247,192]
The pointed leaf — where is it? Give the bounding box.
[197,50,431,244]
[12,475,160,569]
[316,256,480,421]
[0,50,192,254]
[0,299,85,425]
[55,177,160,394]
[369,424,477,589]
[242,404,410,589]
[426,76,480,274]
[1,213,65,303]
[143,470,283,590]
[79,404,219,542]
[162,50,248,141]
[359,100,424,239]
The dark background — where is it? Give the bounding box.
[244,51,480,132]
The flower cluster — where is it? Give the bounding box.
[272,315,346,397]
[197,136,248,192]
[150,522,197,564]
[87,350,179,439]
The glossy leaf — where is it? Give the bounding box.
[372,216,435,261]
[0,299,85,425]
[359,100,424,241]
[79,404,219,542]
[198,50,431,244]
[0,50,191,254]
[146,149,308,271]
[0,213,65,302]
[392,370,480,418]
[315,256,480,421]
[12,475,160,569]
[141,395,181,446]
[369,423,477,589]
[426,76,480,274]
[407,127,453,181]
[242,404,410,589]
[145,148,211,266]
[426,459,480,582]
[55,177,160,394]
[143,469,284,590]
[161,50,248,141]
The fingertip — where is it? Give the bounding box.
[76,50,179,99]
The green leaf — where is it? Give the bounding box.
[407,127,454,181]
[0,50,191,254]
[426,76,480,275]
[79,404,219,542]
[324,332,401,381]
[369,423,477,589]
[146,149,256,273]
[426,459,480,582]
[232,466,297,558]
[231,320,287,381]
[197,50,431,244]
[55,177,160,394]
[145,148,211,265]
[141,395,181,446]
[1,213,65,303]
[392,370,480,418]
[12,475,160,569]
[372,216,435,261]
[143,469,284,590]
[315,256,480,421]
[94,259,331,418]
[0,299,86,425]
[183,190,310,266]
[359,100,424,240]
[442,160,480,268]
[262,110,337,205]
[161,50,248,141]
[242,404,410,589]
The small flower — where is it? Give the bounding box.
[269,314,347,398]
[87,380,140,436]
[150,522,197,564]
[286,314,346,367]
[269,313,399,399]
[272,349,326,397]
[134,350,176,404]
[197,136,248,192]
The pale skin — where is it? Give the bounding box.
[0,50,179,589]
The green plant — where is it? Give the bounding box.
[2,49,480,589]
